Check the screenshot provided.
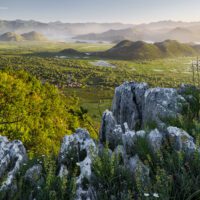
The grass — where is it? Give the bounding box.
[0,41,113,55]
[65,87,113,121]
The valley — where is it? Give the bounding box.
[0,41,195,123]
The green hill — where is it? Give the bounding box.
[21,31,48,41]
[0,32,24,42]
[59,48,86,56]
[98,40,198,60]
[155,40,197,57]
[100,40,162,60]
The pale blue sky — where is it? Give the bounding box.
[0,0,200,23]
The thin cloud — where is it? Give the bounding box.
[0,6,8,10]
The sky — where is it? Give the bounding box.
[0,0,200,24]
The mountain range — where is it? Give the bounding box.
[0,19,132,40]
[1,19,200,43]
[74,21,200,43]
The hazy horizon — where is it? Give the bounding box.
[0,0,200,24]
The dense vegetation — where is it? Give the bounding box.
[0,70,97,155]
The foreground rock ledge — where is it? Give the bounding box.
[0,81,199,200]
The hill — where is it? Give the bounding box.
[0,31,48,42]
[73,28,140,42]
[155,40,197,57]
[164,27,198,43]
[0,32,24,41]
[97,40,198,60]
[99,40,162,60]
[59,48,86,56]
[21,31,48,41]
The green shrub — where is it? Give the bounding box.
[0,70,97,155]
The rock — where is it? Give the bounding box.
[147,129,164,152]
[0,136,27,193]
[100,110,123,150]
[142,88,186,128]
[136,130,146,138]
[128,155,149,182]
[24,164,43,187]
[100,110,117,144]
[110,82,188,131]
[58,129,96,200]
[112,82,148,130]
[122,129,136,155]
[166,126,196,154]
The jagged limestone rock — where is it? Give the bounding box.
[0,136,27,194]
[100,110,117,144]
[166,126,196,154]
[136,130,146,138]
[128,155,149,182]
[111,82,187,130]
[58,129,96,200]
[142,88,186,128]
[122,129,136,155]
[100,110,123,150]
[112,82,148,130]
[147,129,164,152]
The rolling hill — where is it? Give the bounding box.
[98,40,162,59]
[155,40,197,57]
[21,31,48,41]
[0,31,48,42]
[59,48,86,56]
[164,27,199,43]
[0,32,24,42]
[96,40,199,60]
[73,28,141,42]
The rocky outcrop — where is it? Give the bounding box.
[166,126,196,155]
[147,129,164,152]
[58,128,97,200]
[112,82,148,130]
[0,81,198,200]
[110,82,187,131]
[0,136,27,194]
[143,88,186,128]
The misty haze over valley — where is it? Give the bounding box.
[1,19,200,43]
